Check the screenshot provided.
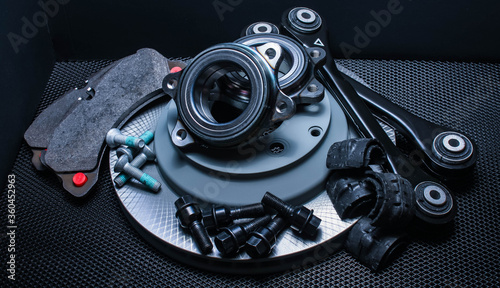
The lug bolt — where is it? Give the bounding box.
[214,216,271,256]
[114,154,161,192]
[202,203,266,231]
[106,128,145,149]
[245,215,288,258]
[175,195,213,254]
[116,143,154,163]
[114,145,156,188]
[118,144,155,162]
[116,146,134,162]
[115,130,155,187]
[116,130,155,161]
[261,192,321,237]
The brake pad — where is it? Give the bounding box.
[24,63,118,170]
[25,48,176,196]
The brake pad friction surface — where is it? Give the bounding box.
[24,63,117,149]
[44,48,170,173]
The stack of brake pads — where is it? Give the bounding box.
[24,48,183,197]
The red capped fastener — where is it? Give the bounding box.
[73,172,88,187]
[170,66,182,73]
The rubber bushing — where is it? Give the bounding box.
[287,7,322,33]
[326,138,387,170]
[368,172,416,227]
[326,171,378,219]
[432,131,474,164]
[414,181,456,225]
[244,22,280,36]
[345,217,408,271]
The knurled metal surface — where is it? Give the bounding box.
[2,59,499,286]
[108,96,352,269]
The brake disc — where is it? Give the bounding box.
[109,87,355,274]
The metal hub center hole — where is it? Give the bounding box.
[253,23,272,34]
[448,138,460,147]
[423,185,447,206]
[197,64,252,123]
[442,134,466,152]
[429,190,441,200]
[297,9,316,24]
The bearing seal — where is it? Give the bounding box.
[172,43,279,148]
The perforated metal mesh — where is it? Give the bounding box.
[2,59,499,287]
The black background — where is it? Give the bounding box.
[48,0,500,61]
[1,0,500,185]
[0,0,499,286]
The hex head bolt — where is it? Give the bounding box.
[245,216,288,258]
[175,195,213,254]
[261,192,322,237]
[202,203,266,231]
[114,154,161,192]
[214,215,271,256]
[114,145,156,188]
[106,128,145,149]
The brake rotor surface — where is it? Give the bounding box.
[109,91,355,274]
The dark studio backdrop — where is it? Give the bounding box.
[0,0,499,284]
[1,0,500,185]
